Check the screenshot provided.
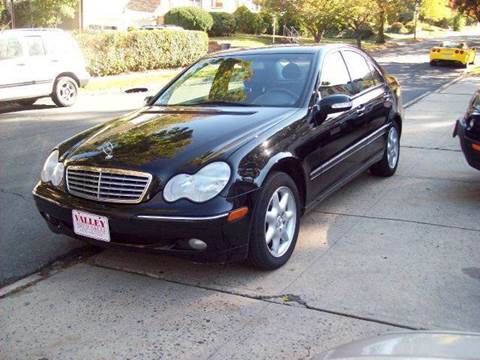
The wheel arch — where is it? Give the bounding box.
[392,112,402,136]
[260,154,307,213]
[55,72,81,87]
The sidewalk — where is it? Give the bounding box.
[1,77,480,360]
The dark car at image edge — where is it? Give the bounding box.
[33,45,403,270]
[454,89,480,171]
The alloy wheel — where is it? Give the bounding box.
[57,78,77,105]
[264,186,297,258]
[387,126,399,169]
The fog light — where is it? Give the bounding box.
[188,238,207,250]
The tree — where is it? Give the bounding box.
[344,0,377,48]
[454,0,480,22]
[13,0,78,28]
[420,0,452,22]
[289,0,347,42]
[375,0,412,44]
[0,0,9,29]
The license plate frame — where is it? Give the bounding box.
[72,209,110,242]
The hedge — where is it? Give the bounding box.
[233,5,265,34]
[209,12,236,36]
[164,7,213,32]
[75,30,208,76]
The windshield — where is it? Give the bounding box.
[441,41,467,49]
[154,53,314,107]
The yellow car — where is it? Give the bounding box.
[430,41,476,68]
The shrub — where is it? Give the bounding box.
[209,12,236,36]
[434,17,450,29]
[75,30,208,76]
[398,12,414,24]
[260,8,274,35]
[451,15,466,31]
[389,22,407,34]
[164,7,213,32]
[234,5,263,34]
[405,20,416,34]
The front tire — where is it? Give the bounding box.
[370,122,400,177]
[51,76,78,107]
[248,172,300,270]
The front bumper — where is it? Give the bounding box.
[454,119,480,171]
[33,182,257,263]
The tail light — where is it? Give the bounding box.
[460,50,464,54]
[455,50,460,54]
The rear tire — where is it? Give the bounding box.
[370,122,400,177]
[51,76,78,107]
[430,60,437,66]
[248,172,300,270]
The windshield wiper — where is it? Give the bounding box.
[183,101,259,107]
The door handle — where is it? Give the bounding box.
[16,63,26,66]
[51,59,59,63]
[356,105,365,115]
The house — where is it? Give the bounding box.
[80,0,260,31]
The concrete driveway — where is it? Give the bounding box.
[1,76,480,359]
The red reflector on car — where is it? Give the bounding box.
[472,143,480,152]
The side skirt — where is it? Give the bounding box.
[304,151,384,214]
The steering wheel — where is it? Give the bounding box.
[253,88,299,105]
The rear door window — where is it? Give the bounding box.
[23,36,46,57]
[342,51,378,95]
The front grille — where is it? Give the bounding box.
[66,166,152,204]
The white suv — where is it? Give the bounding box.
[0,29,90,107]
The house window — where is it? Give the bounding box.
[211,0,223,8]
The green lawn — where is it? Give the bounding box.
[82,71,178,93]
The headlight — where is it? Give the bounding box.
[41,150,64,186]
[163,162,231,203]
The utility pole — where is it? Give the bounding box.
[10,0,15,29]
[413,0,420,41]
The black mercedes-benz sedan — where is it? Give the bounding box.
[33,45,403,270]
[454,89,480,170]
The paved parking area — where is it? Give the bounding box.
[1,75,479,358]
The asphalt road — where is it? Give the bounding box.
[0,33,479,286]
[375,34,480,104]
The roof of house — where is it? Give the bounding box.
[127,0,161,13]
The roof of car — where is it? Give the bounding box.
[209,44,357,57]
[1,28,65,34]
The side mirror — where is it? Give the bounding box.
[317,94,353,114]
[313,94,352,125]
[144,96,153,105]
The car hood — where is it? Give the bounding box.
[61,106,299,177]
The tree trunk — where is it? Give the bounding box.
[376,9,386,44]
[356,32,362,48]
[314,29,325,43]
